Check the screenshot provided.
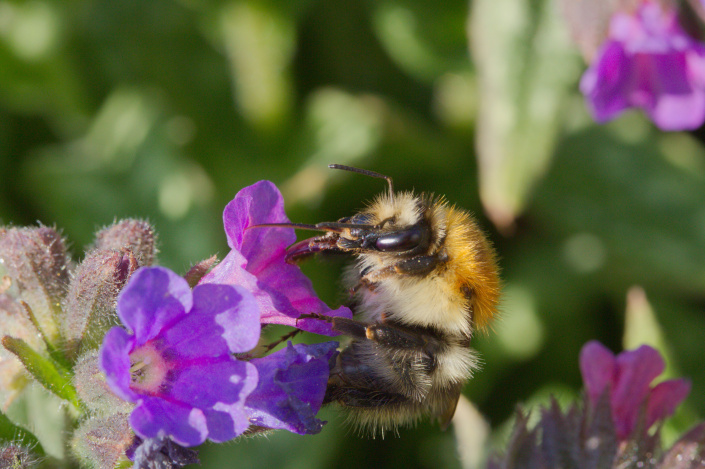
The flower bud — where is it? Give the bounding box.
[73,350,132,417]
[61,249,138,357]
[184,255,218,288]
[70,414,133,469]
[94,219,156,267]
[131,437,199,469]
[0,442,39,469]
[0,226,71,343]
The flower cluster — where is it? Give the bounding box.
[580,340,691,441]
[99,181,349,462]
[574,0,705,130]
[489,341,699,469]
[100,266,339,447]
[0,181,350,468]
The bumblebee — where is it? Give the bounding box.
[271,165,500,436]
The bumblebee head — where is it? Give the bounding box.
[251,165,439,262]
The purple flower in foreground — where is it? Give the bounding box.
[580,1,705,130]
[200,180,352,336]
[580,340,690,440]
[247,341,338,435]
[100,267,261,446]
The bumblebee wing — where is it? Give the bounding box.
[438,384,463,431]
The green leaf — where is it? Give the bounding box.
[1,336,81,410]
[0,411,45,457]
[469,0,582,231]
[219,1,295,130]
[623,287,672,371]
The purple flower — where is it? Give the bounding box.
[246,341,338,435]
[100,267,261,446]
[200,180,352,336]
[579,341,690,440]
[580,1,705,130]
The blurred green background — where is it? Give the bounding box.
[2,0,705,467]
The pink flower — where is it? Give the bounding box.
[199,181,352,336]
[580,1,705,130]
[579,341,690,440]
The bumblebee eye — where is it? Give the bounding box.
[375,227,422,252]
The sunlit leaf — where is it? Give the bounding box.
[470,0,582,231]
[1,336,80,410]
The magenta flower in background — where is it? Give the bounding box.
[100,266,261,446]
[580,0,705,131]
[580,340,691,440]
[488,340,698,468]
[200,180,352,336]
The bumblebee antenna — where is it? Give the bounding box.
[329,164,394,199]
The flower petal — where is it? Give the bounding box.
[580,341,616,407]
[116,267,192,346]
[646,52,705,130]
[580,341,690,442]
[158,284,260,359]
[130,397,208,447]
[246,341,338,434]
[223,180,295,273]
[167,358,257,410]
[201,181,353,336]
[646,378,691,429]
[254,261,353,335]
[208,285,261,354]
[202,408,246,443]
[100,326,139,403]
[611,345,664,438]
[581,40,632,122]
[103,265,267,445]
[205,362,258,441]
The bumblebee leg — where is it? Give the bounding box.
[285,234,340,264]
[329,317,444,357]
[358,265,396,286]
[328,317,369,339]
[392,253,448,277]
[324,342,418,406]
[325,385,410,408]
[364,322,444,358]
[297,312,334,323]
[353,254,447,293]
[327,322,446,405]
[296,315,369,338]
[259,329,301,354]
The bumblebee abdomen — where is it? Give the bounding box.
[329,338,477,437]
